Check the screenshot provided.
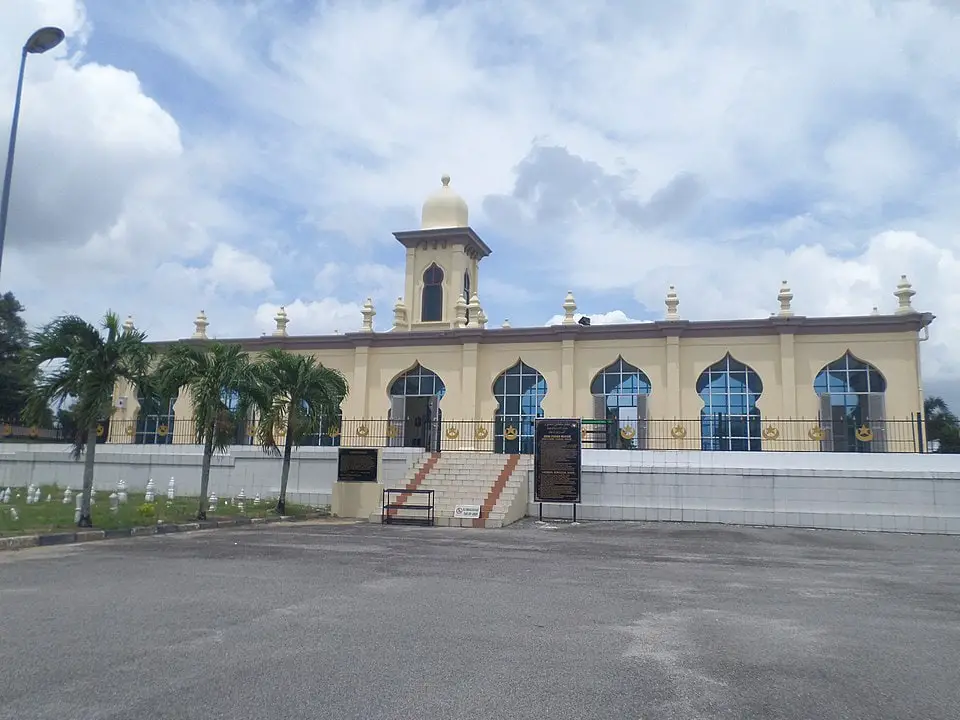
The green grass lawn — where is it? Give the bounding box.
[0,485,323,537]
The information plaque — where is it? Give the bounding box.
[534,418,582,503]
[337,448,379,483]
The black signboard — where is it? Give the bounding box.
[337,448,379,483]
[534,418,582,503]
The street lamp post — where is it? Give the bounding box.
[0,26,65,280]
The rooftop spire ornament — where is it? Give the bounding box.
[562,292,577,325]
[361,298,375,332]
[192,310,209,339]
[894,275,916,315]
[272,306,289,337]
[664,286,680,321]
[777,281,794,317]
[123,315,135,333]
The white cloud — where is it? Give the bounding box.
[254,298,363,337]
[3,0,959,412]
[545,310,646,327]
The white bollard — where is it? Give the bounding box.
[208,492,218,513]
[63,487,73,505]
[145,478,155,503]
[167,476,176,502]
[0,488,7,504]
[10,507,19,521]
[109,492,119,514]
[254,493,261,506]
[118,479,128,505]
[46,493,52,502]
[25,485,35,505]
[33,487,42,504]
[236,489,246,513]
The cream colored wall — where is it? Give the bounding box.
[106,326,924,449]
[355,329,923,423]
[403,242,478,329]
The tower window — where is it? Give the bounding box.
[421,263,444,322]
[463,270,471,322]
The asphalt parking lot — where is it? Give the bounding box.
[1,519,958,719]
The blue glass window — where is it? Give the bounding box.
[696,354,763,451]
[135,391,176,445]
[390,363,447,399]
[421,263,444,322]
[590,357,651,449]
[814,352,887,452]
[493,360,547,454]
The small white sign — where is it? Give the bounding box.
[454,504,481,519]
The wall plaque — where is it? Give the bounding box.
[337,448,379,483]
[534,418,582,503]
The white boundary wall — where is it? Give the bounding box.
[528,450,960,534]
[0,444,426,507]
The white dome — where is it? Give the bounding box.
[421,174,468,229]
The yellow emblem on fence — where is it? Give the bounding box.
[356,425,370,437]
[582,426,589,440]
[28,426,39,438]
[503,425,519,441]
[385,425,398,439]
[474,426,489,440]
[670,425,687,440]
[808,426,826,441]
[125,425,134,436]
[1,423,12,437]
[328,426,341,438]
[761,425,780,441]
[445,426,460,440]
[96,424,105,438]
[619,425,637,440]
[157,424,169,437]
[856,425,874,442]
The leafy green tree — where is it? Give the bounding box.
[253,349,348,514]
[0,292,32,420]
[23,312,153,526]
[925,396,960,454]
[152,342,259,520]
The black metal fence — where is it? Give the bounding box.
[1,414,926,453]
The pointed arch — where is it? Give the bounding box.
[814,351,887,452]
[135,389,177,445]
[590,356,652,449]
[421,263,444,322]
[387,363,446,450]
[492,359,547,454]
[696,353,763,451]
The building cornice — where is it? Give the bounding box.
[393,226,493,260]
[147,312,935,352]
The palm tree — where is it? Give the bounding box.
[253,349,348,514]
[23,312,153,527]
[924,396,960,453]
[152,342,260,519]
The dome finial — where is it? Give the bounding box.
[441,174,451,187]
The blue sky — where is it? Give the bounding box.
[2,0,959,408]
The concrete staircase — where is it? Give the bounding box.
[372,452,533,528]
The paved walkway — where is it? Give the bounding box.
[1,519,958,719]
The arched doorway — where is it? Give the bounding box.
[388,363,446,449]
[814,352,887,452]
[696,353,763,451]
[135,390,177,445]
[493,360,547,454]
[591,357,652,450]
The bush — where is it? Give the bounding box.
[137,503,156,519]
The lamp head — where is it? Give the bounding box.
[25,27,65,54]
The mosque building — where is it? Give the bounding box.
[110,175,934,454]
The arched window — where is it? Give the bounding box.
[814,352,887,452]
[463,270,471,323]
[493,360,547,454]
[590,357,652,449]
[696,354,763,451]
[135,391,176,445]
[421,263,444,322]
[388,363,446,449]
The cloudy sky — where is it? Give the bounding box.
[2,0,959,408]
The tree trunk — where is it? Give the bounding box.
[277,416,294,516]
[196,426,215,520]
[77,424,97,527]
